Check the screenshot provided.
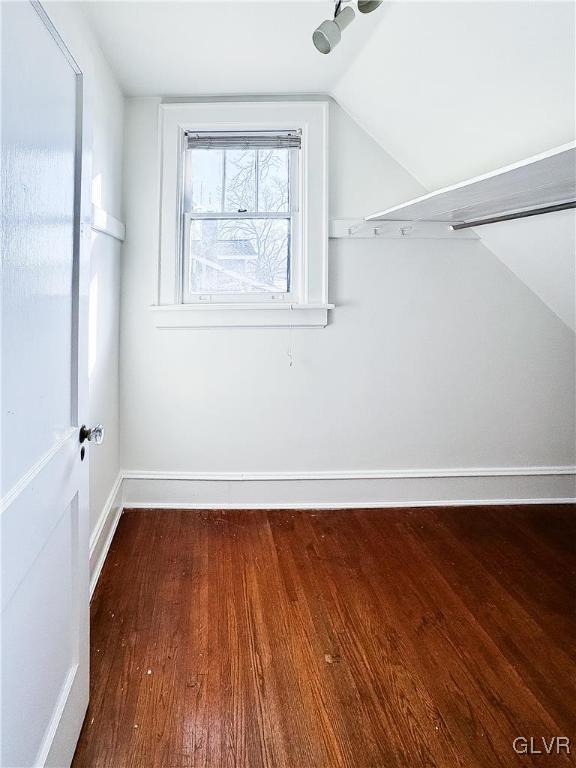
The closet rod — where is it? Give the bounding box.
[450,200,576,230]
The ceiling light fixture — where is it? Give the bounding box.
[357,1,383,13]
[313,1,383,54]
[313,1,355,55]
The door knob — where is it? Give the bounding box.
[79,424,104,445]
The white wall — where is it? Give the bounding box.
[82,0,576,389]
[476,211,576,332]
[331,0,576,363]
[86,39,124,544]
[120,98,575,504]
[330,100,424,217]
[333,0,576,344]
[88,232,122,533]
[44,3,124,550]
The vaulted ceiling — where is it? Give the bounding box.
[86,0,574,187]
[333,1,575,190]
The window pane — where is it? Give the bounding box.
[258,149,290,212]
[187,149,224,213]
[224,150,256,212]
[186,218,290,296]
[186,147,292,215]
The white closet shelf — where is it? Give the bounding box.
[366,142,576,228]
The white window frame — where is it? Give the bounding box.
[182,137,300,304]
[154,101,332,328]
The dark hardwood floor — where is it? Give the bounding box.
[72,505,576,768]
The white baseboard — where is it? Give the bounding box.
[122,498,576,510]
[122,466,576,480]
[89,472,123,597]
[121,467,576,510]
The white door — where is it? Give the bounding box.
[1,2,91,766]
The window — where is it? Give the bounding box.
[156,101,332,328]
[182,131,300,303]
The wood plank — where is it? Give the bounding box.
[366,143,576,225]
[72,505,576,768]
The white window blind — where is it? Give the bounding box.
[185,130,302,150]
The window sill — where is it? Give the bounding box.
[150,303,334,329]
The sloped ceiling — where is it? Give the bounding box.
[82,0,575,330]
[84,0,575,184]
[331,0,576,332]
[333,1,575,191]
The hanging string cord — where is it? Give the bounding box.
[287,327,293,368]
[287,308,294,368]
[334,0,343,18]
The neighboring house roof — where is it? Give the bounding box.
[206,239,256,260]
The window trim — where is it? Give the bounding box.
[156,101,332,328]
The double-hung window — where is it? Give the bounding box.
[156,101,331,328]
[182,131,300,303]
